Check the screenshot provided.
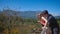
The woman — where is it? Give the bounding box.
[37,13,51,34]
[37,14,47,28]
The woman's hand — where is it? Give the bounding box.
[37,21,40,23]
[42,27,45,29]
[42,26,47,29]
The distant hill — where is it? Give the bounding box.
[55,16,60,19]
[0,10,41,18]
[0,9,60,19]
[18,11,41,18]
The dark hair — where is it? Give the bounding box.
[41,10,48,14]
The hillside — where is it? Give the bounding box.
[0,9,60,19]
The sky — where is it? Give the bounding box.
[0,0,60,16]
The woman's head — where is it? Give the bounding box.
[37,13,43,19]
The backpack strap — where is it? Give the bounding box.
[47,15,52,22]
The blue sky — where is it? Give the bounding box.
[0,0,60,16]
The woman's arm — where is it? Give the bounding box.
[41,17,48,28]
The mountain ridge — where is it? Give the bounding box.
[0,10,60,19]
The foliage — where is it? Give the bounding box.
[0,10,60,34]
